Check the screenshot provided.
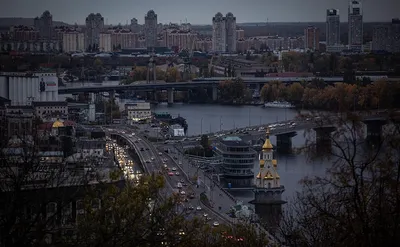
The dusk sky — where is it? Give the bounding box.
[0,0,399,25]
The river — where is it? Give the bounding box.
[152,103,332,204]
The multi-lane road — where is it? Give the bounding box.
[104,127,227,227]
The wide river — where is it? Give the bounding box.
[152,103,332,203]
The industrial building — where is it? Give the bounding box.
[0,72,59,106]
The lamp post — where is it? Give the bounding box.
[219,116,223,132]
[248,108,251,127]
[201,117,203,135]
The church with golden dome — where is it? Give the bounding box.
[251,128,285,205]
[255,128,281,189]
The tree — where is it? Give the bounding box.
[70,174,269,247]
[0,120,119,246]
[200,134,210,150]
[278,108,400,247]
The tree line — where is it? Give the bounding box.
[260,79,400,111]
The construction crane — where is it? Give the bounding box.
[182,36,197,81]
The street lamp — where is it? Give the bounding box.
[219,116,223,132]
[201,117,203,135]
[248,108,251,127]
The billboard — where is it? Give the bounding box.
[39,76,58,92]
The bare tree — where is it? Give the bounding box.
[0,119,122,246]
[278,109,400,247]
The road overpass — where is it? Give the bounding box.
[58,76,398,95]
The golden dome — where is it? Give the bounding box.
[52,120,64,128]
[263,171,274,180]
[272,159,277,167]
[262,139,273,150]
[259,159,265,167]
[262,127,273,150]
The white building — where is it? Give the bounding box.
[62,32,85,53]
[125,102,151,122]
[0,72,58,106]
[169,124,185,137]
[212,12,226,53]
[99,33,112,52]
[33,101,68,121]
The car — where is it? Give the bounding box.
[180,179,184,183]
[188,205,194,210]
[146,160,150,163]
[140,148,144,151]
[145,147,149,150]
[213,221,220,227]
[196,206,202,211]
[172,167,177,171]
[180,191,186,195]
[168,172,174,176]
[163,164,168,168]
[163,158,168,162]
[173,156,178,160]
[158,152,162,155]
[135,140,139,143]
[138,138,142,141]
[178,161,182,165]
[175,172,180,176]
[189,194,195,199]
[151,157,155,161]
[203,213,208,217]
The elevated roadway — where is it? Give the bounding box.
[105,127,231,227]
[58,76,398,94]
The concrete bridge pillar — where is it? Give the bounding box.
[212,86,218,101]
[167,88,174,105]
[313,126,336,154]
[276,132,297,153]
[153,90,158,102]
[109,90,115,102]
[363,119,387,146]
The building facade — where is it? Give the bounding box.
[212,12,226,53]
[125,102,151,123]
[163,29,197,51]
[85,13,105,50]
[99,33,112,52]
[144,10,158,48]
[0,72,58,106]
[372,25,390,51]
[348,1,363,51]
[225,13,237,53]
[304,26,320,50]
[236,29,245,40]
[110,30,139,50]
[326,9,340,47]
[34,10,53,40]
[33,101,68,121]
[215,136,257,187]
[62,32,85,53]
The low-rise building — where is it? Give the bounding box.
[169,124,185,137]
[214,136,257,187]
[33,101,68,121]
[125,101,151,123]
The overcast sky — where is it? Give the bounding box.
[0,0,398,25]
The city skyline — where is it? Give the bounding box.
[0,0,399,25]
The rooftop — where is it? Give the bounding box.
[32,101,68,107]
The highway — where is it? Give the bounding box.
[105,127,228,227]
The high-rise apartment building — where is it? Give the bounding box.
[348,1,363,51]
[212,13,226,53]
[225,13,237,53]
[326,9,340,46]
[372,25,390,51]
[130,18,140,33]
[144,10,158,48]
[85,13,104,50]
[304,26,320,50]
[391,18,400,53]
[62,32,85,53]
[34,11,53,40]
[372,19,400,53]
